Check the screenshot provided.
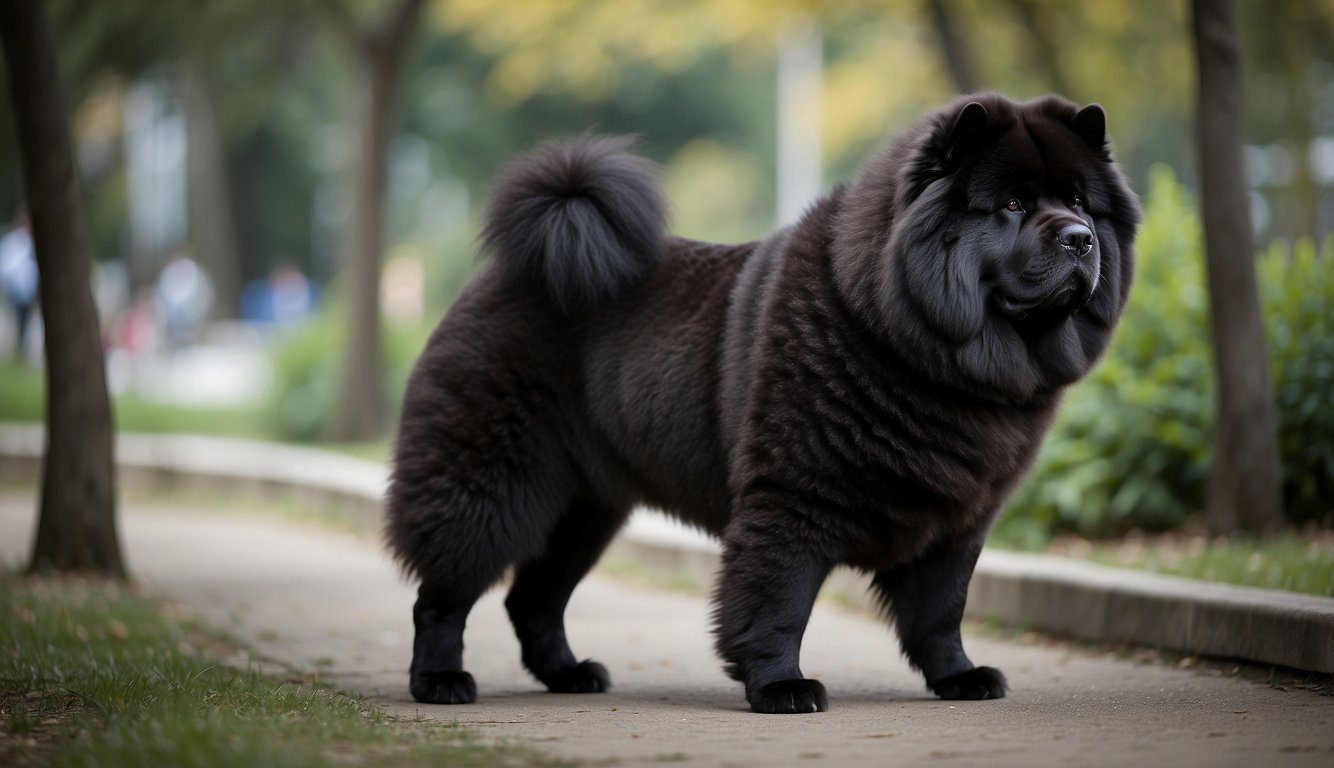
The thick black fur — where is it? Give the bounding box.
[387,93,1140,713]
[479,135,667,314]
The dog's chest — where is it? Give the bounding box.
[737,306,1049,564]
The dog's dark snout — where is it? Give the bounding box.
[1057,223,1094,257]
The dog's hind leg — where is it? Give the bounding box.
[402,482,547,705]
[399,474,573,704]
[505,499,629,693]
[410,579,490,705]
[395,456,575,705]
[389,366,577,704]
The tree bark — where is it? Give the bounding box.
[1279,4,1318,241]
[1191,0,1284,536]
[186,57,244,318]
[327,0,423,442]
[925,0,979,94]
[1,0,125,576]
[1004,0,1073,96]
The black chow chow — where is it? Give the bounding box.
[388,92,1139,714]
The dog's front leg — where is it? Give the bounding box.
[712,509,832,714]
[871,526,1007,700]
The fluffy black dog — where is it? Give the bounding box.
[388,92,1139,714]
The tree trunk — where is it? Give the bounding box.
[0,0,125,576]
[1191,0,1284,536]
[186,57,244,318]
[1279,4,1318,241]
[925,0,979,94]
[331,54,392,441]
[1004,0,1073,96]
[328,0,423,442]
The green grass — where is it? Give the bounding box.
[1011,529,1334,597]
[0,364,387,460]
[309,440,391,463]
[0,575,563,768]
[0,363,270,440]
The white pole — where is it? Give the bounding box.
[777,19,822,227]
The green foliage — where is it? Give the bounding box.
[1260,237,1334,522]
[269,309,433,442]
[0,576,560,767]
[270,230,476,443]
[995,166,1334,545]
[269,316,341,443]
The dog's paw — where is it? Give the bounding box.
[930,666,1007,700]
[410,670,477,704]
[543,660,611,693]
[748,678,828,714]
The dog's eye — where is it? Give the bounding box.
[1005,199,1023,213]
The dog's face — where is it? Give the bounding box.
[959,103,1104,329]
[834,94,1140,399]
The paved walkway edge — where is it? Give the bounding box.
[2,423,1330,674]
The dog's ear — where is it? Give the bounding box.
[902,101,994,205]
[946,101,990,167]
[1072,104,1110,159]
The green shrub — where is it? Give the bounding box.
[269,308,433,442]
[995,166,1333,545]
[1264,236,1334,521]
[270,231,477,442]
[270,313,340,442]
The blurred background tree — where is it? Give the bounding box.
[319,0,426,442]
[0,0,1329,545]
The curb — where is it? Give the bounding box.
[2,424,1331,674]
[0,425,388,536]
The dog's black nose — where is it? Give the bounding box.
[1058,224,1094,257]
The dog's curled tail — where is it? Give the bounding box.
[480,135,667,313]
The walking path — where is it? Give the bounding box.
[2,495,1330,767]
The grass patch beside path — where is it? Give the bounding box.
[0,364,270,441]
[1039,529,1334,597]
[310,440,391,463]
[0,575,562,768]
[0,364,389,462]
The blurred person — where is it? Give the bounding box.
[155,249,212,349]
[105,287,161,396]
[240,275,274,323]
[0,208,38,361]
[116,288,161,360]
[269,264,315,325]
[241,264,316,326]
[381,251,425,329]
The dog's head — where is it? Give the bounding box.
[833,93,1140,399]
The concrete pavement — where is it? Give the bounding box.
[2,494,1331,767]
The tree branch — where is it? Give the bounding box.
[1003,0,1073,96]
[925,0,979,94]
